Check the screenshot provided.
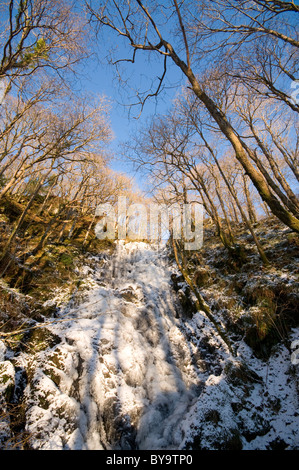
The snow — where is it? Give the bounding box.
[0,341,6,362]
[1,240,298,450]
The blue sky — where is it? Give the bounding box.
[79,34,185,192]
[0,0,185,194]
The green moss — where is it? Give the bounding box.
[0,373,10,385]
[0,362,15,401]
[59,253,74,267]
[0,214,9,223]
[4,382,14,401]
[8,332,26,352]
[36,391,52,410]
[287,233,299,247]
[24,223,44,238]
[47,347,65,369]
[193,267,211,287]
[43,367,61,387]
[26,328,61,352]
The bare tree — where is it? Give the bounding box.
[0,93,112,200]
[125,110,237,250]
[0,0,89,82]
[0,166,53,261]
[231,90,299,216]
[88,0,299,232]
[189,1,299,112]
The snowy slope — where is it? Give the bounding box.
[1,240,298,450]
[21,241,205,450]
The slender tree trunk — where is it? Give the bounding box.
[265,124,299,183]
[0,178,45,260]
[262,201,271,218]
[37,177,58,215]
[83,212,96,246]
[67,215,78,239]
[166,50,299,232]
[242,174,257,224]
[207,145,270,265]
[247,124,299,216]
[186,166,233,250]
[171,236,235,355]
[0,174,21,199]
[228,197,240,224]
[212,167,235,243]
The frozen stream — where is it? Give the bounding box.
[6,241,298,450]
[23,241,205,449]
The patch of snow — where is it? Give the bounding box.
[2,240,298,450]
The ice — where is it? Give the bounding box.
[2,240,298,450]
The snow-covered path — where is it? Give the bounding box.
[24,241,202,450]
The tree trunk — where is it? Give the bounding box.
[0,178,44,260]
[208,146,270,265]
[242,174,258,224]
[171,236,235,355]
[166,49,299,232]
[83,212,96,246]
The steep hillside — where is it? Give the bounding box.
[0,216,298,450]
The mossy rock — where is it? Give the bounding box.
[193,267,211,287]
[41,346,73,388]
[35,388,54,410]
[24,223,44,238]
[55,401,79,433]
[120,287,139,303]
[0,214,9,224]
[0,196,23,221]
[46,346,67,370]
[26,328,61,352]
[287,233,299,247]
[59,253,75,267]
[242,280,298,355]
[219,244,250,273]
[0,361,15,402]
[7,331,27,353]
[37,253,56,270]
[43,366,62,388]
[243,324,280,359]
[224,361,262,389]
[246,285,276,310]
[27,370,59,410]
[37,303,58,318]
